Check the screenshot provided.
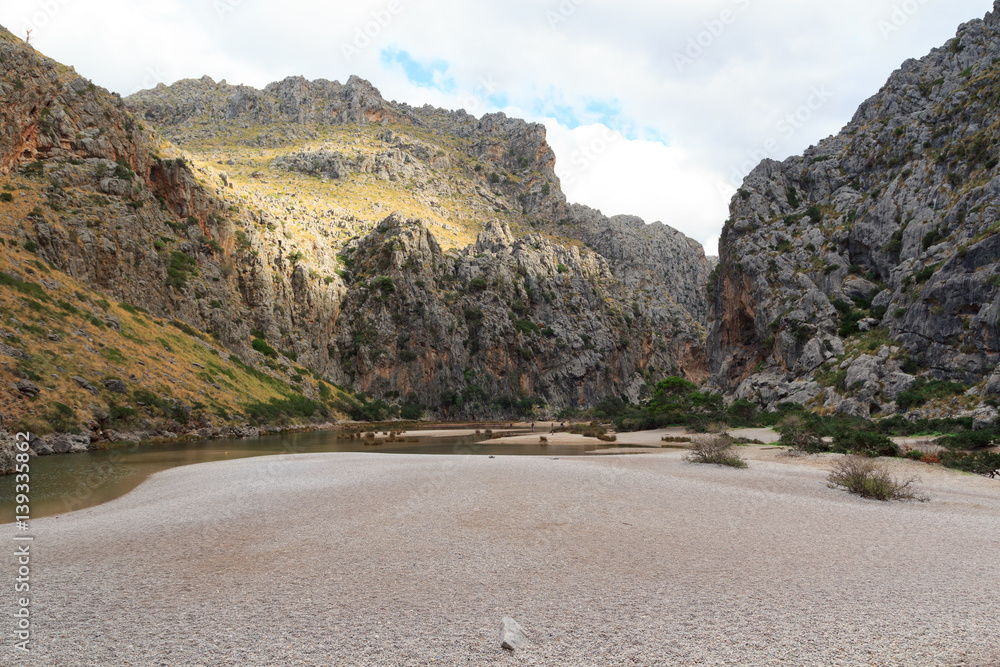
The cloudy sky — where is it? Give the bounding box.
[1,0,994,253]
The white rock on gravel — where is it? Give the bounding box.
[500,616,529,651]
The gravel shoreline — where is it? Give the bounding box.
[3,450,999,665]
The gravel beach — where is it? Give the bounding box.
[3,449,999,666]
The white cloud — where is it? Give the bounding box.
[0,0,995,256]
[543,121,733,249]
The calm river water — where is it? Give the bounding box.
[1,427,608,519]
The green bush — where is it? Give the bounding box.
[469,277,488,292]
[786,186,800,209]
[48,402,80,434]
[251,337,278,358]
[832,430,899,457]
[100,348,127,364]
[922,228,944,250]
[935,430,997,450]
[167,251,197,289]
[0,192,12,203]
[245,394,325,424]
[0,271,48,300]
[515,319,539,335]
[114,158,135,181]
[896,378,966,411]
[940,450,1000,478]
[556,263,569,274]
[778,415,826,452]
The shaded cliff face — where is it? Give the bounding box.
[332,216,706,416]
[708,3,1000,418]
[0,24,709,424]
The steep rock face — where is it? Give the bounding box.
[709,3,1000,413]
[331,215,707,415]
[567,204,711,322]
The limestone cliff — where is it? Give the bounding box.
[708,2,1000,423]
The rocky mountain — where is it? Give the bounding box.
[0,22,710,446]
[708,2,1000,424]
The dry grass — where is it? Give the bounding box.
[827,456,928,502]
[686,435,748,469]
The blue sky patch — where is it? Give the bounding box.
[380,48,456,93]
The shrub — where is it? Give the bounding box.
[167,251,197,289]
[48,402,80,434]
[556,263,569,274]
[778,415,827,453]
[922,228,944,250]
[23,240,39,253]
[827,456,926,501]
[832,430,899,457]
[727,399,759,427]
[686,435,748,468]
[0,271,48,300]
[244,394,325,425]
[896,378,967,411]
[935,430,997,450]
[786,186,800,209]
[515,319,539,335]
[251,337,278,358]
[0,192,12,202]
[114,158,135,181]
[806,205,823,223]
[940,450,1000,478]
[373,276,395,294]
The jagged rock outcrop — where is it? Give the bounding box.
[567,204,711,322]
[708,3,1000,415]
[331,215,707,415]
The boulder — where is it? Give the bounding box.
[73,376,99,394]
[973,405,998,431]
[499,617,529,651]
[844,278,878,303]
[845,356,880,390]
[15,380,41,397]
[48,433,91,454]
[836,399,870,419]
[103,378,128,394]
[0,342,29,360]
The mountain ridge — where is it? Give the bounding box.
[0,23,711,456]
